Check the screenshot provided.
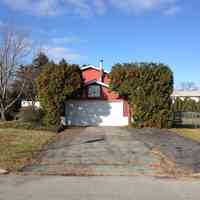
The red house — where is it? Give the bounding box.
[65,61,130,126]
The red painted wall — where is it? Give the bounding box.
[101,86,120,100]
[82,67,120,101]
[82,68,109,84]
[75,67,129,117]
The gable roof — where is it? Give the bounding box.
[81,65,109,74]
[84,79,109,88]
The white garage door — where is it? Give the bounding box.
[65,100,128,126]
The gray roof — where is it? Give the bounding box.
[171,91,200,97]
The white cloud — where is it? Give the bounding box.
[93,0,107,15]
[52,36,82,45]
[110,0,179,13]
[3,0,61,16]
[164,5,182,16]
[0,21,3,27]
[0,20,6,27]
[2,0,92,16]
[2,0,181,16]
[110,0,159,12]
[43,46,82,62]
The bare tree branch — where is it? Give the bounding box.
[0,24,31,120]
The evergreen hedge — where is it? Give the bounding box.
[173,97,200,112]
[36,62,83,127]
[110,63,174,128]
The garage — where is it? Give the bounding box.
[65,100,129,126]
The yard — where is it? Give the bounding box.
[1,127,200,175]
[0,128,56,171]
[171,128,200,142]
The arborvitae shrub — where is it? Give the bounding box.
[36,62,83,127]
[110,63,174,128]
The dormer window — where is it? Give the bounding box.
[88,85,101,98]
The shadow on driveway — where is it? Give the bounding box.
[21,127,200,176]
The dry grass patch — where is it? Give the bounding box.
[170,128,200,143]
[0,128,56,171]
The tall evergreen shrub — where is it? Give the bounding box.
[37,62,83,127]
[110,63,174,128]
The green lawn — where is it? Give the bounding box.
[170,128,200,142]
[0,128,56,171]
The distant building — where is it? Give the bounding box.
[21,100,41,108]
[171,91,200,102]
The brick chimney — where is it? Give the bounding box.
[99,59,104,82]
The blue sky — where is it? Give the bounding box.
[0,0,199,87]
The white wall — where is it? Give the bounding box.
[21,101,41,108]
[65,100,129,126]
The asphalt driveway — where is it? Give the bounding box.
[21,127,200,176]
[127,128,200,173]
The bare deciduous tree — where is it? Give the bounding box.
[14,65,37,107]
[178,82,199,91]
[13,51,49,110]
[0,25,30,120]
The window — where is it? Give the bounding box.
[88,85,101,98]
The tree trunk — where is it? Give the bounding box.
[0,110,6,121]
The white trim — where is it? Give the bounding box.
[84,79,109,88]
[81,65,109,73]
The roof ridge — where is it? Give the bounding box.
[84,79,109,88]
[81,65,109,73]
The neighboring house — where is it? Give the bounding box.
[21,100,41,108]
[65,61,130,126]
[171,91,200,103]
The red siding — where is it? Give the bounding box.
[74,67,130,120]
[81,67,125,101]
[82,68,109,84]
[101,86,121,100]
[123,100,129,117]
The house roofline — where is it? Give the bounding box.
[81,65,109,74]
[84,79,109,88]
[171,91,200,97]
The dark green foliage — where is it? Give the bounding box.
[13,52,49,102]
[59,58,67,65]
[37,62,83,127]
[14,65,37,101]
[110,63,174,128]
[173,97,200,112]
[33,52,49,71]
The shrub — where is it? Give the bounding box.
[110,63,174,128]
[36,62,83,127]
[173,97,200,112]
